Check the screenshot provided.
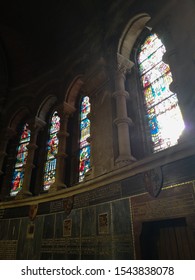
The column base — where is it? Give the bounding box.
[48,182,67,193]
[115,155,136,167]
[15,189,32,200]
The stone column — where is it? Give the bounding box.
[49,102,75,192]
[0,127,16,200]
[113,54,136,166]
[16,117,46,199]
[0,127,16,176]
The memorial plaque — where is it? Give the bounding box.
[74,183,121,209]
[89,183,121,205]
[98,213,109,234]
[26,223,35,239]
[41,239,54,252]
[131,182,195,222]
[63,219,72,236]
[112,235,134,260]
[81,237,96,259]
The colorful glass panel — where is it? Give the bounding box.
[43,111,60,190]
[10,123,31,196]
[138,33,185,152]
[79,96,91,182]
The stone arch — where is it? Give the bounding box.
[65,75,84,108]
[8,106,30,131]
[117,13,151,60]
[37,95,57,122]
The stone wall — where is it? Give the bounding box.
[0,155,195,259]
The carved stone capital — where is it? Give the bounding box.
[14,189,32,200]
[113,90,129,99]
[115,155,136,166]
[114,117,133,126]
[28,117,46,133]
[63,102,76,115]
[117,53,134,74]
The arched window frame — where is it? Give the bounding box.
[43,110,60,191]
[79,95,91,182]
[117,14,186,159]
[134,30,185,153]
[10,123,31,196]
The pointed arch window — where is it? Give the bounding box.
[43,111,60,190]
[10,123,31,196]
[79,96,91,182]
[137,33,185,152]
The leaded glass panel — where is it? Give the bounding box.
[79,96,91,182]
[10,123,31,196]
[138,33,185,152]
[43,111,60,190]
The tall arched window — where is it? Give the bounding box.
[137,33,185,152]
[79,96,91,182]
[43,111,60,190]
[10,123,31,196]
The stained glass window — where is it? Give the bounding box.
[43,111,60,190]
[79,96,91,182]
[138,33,185,152]
[10,123,31,196]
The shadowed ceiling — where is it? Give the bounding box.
[0,0,165,88]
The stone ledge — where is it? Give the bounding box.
[1,137,195,209]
